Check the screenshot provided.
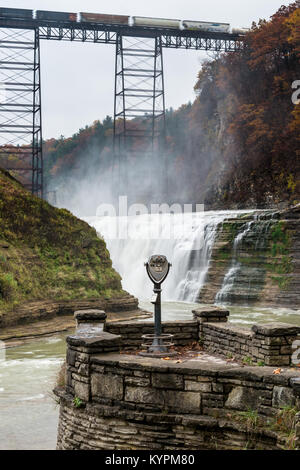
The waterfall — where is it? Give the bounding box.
[215,220,254,304]
[215,211,276,305]
[86,210,243,302]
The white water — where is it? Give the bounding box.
[86,210,248,302]
[215,213,276,304]
[215,220,254,303]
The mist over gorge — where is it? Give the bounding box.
[44,3,299,216]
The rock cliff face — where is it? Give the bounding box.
[0,294,139,329]
[198,205,300,308]
[0,169,134,327]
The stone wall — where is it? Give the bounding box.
[56,327,300,450]
[55,308,300,450]
[65,331,121,401]
[105,307,300,367]
[105,320,198,350]
[56,396,298,450]
[194,307,300,366]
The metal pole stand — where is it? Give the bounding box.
[139,255,176,358]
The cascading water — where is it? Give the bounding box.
[86,210,245,302]
[215,220,254,304]
[215,212,276,305]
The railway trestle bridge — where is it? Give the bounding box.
[0,11,245,198]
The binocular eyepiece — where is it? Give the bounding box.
[145,254,171,285]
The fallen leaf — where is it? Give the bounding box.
[273,368,282,375]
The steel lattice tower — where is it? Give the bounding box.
[113,34,166,202]
[0,27,43,197]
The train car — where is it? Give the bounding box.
[0,7,33,19]
[80,13,129,25]
[182,20,230,33]
[231,27,250,35]
[36,10,77,22]
[132,16,181,29]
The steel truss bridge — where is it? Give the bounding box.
[0,14,244,198]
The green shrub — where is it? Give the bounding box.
[273,406,298,434]
[0,273,17,300]
[239,409,259,431]
[242,356,253,365]
[73,397,84,408]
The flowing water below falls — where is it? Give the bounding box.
[86,210,252,303]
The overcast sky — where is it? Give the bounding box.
[1,0,292,138]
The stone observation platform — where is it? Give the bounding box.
[55,307,300,450]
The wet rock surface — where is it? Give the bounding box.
[0,303,151,344]
[198,206,300,308]
[0,293,139,328]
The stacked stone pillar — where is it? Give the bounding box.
[251,324,300,366]
[65,310,120,401]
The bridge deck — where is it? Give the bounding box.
[0,18,244,51]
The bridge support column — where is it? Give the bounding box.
[113,34,166,205]
[0,27,43,197]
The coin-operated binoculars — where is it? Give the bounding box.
[140,255,175,357]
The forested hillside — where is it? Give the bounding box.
[44,2,300,210]
[0,168,123,323]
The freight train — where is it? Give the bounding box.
[0,7,250,35]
